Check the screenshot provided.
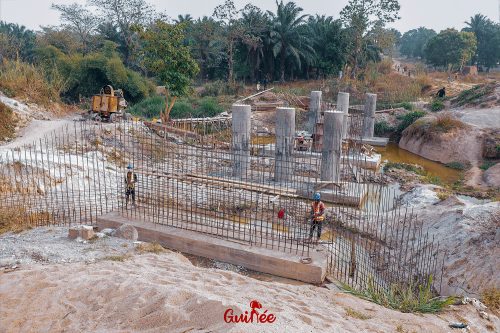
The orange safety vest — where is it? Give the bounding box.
[311,201,325,222]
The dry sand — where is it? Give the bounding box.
[1,249,498,333]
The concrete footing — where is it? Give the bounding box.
[97,212,327,284]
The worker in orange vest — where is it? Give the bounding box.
[309,192,325,243]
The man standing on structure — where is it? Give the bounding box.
[309,192,325,243]
[125,163,137,207]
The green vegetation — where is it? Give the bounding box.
[425,29,477,70]
[445,162,468,170]
[383,162,425,175]
[128,96,224,120]
[451,83,496,107]
[430,99,445,112]
[395,110,426,139]
[376,101,414,111]
[463,14,500,70]
[480,161,496,171]
[136,21,199,121]
[374,120,395,136]
[400,27,436,58]
[344,276,455,313]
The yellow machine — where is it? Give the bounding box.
[89,85,127,121]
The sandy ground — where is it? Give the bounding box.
[401,185,500,297]
[1,229,498,333]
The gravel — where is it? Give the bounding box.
[0,226,135,267]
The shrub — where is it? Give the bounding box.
[431,113,467,133]
[344,276,455,313]
[128,96,165,119]
[0,59,62,105]
[482,287,500,310]
[445,162,468,170]
[200,80,241,97]
[430,99,445,112]
[129,96,223,120]
[35,43,154,103]
[169,100,195,119]
[395,110,427,140]
[0,102,17,141]
[196,97,224,117]
[451,83,496,107]
[480,161,496,171]
[383,162,425,175]
[375,121,395,136]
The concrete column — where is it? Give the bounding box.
[362,93,377,138]
[337,92,350,139]
[307,91,322,134]
[231,104,251,178]
[275,107,295,182]
[321,111,344,182]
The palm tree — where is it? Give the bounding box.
[268,1,313,81]
[464,14,488,34]
[175,14,193,24]
[307,15,346,79]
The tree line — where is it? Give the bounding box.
[0,0,400,99]
[399,14,500,71]
[0,0,498,107]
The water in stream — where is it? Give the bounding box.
[375,142,462,185]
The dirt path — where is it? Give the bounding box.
[0,117,77,149]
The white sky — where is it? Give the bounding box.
[0,0,498,33]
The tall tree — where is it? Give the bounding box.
[463,14,500,70]
[425,29,477,71]
[51,3,98,54]
[88,0,155,66]
[0,22,36,61]
[136,21,199,122]
[340,0,400,77]
[268,0,313,82]
[238,4,270,82]
[307,15,347,78]
[399,27,436,58]
[213,0,244,83]
[188,16,226,80]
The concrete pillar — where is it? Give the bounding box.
[337,92,350,139]
[307,91,322,134]
[231,104,251,178]
[275,107,295,182]
[321,111,344,182]
[362,93,377,138]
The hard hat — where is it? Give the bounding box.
[127,163,133,169]
[313,192,321,201]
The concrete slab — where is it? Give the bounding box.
[353,137,389,147]
[97,212,327,284]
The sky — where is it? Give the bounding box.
[0,0,498,33]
